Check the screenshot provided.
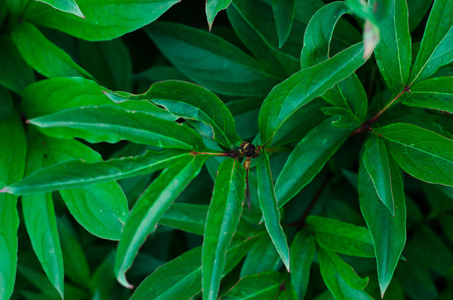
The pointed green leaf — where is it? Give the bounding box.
[159,203,208,235]
[203,159,246,300]
[409,0,453,85]
[240,235,281,277]
[28,105,203,150]
[276,118,354,206]
[374,123,453,186]
[307,216,375,258]
[206,0,232,29]
[401,76,453,113]
[290,230,315,300]
[0,114,26,299]
[257,151,290,271]
[374,0,412,92]
[145,22,279,96]
[11,22,93,79]
[359,155,406,296]
[220,271,282,299]
[259,42,366,146]
[272,0,295,48]
[115,155,206,288]
[35,0,84,17]
[363,135,396,215]
[318,248,371,299]
[24,0,180,41]
[2,149,191,195]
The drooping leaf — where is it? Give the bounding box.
[35,0,84,17]
[24,0,180,41]
[220,271,282,299]
[240,234,281,277]
[28,105,204,150]
[408,0,453,85]
[275,118,354,206]
[203,159,246,300]
[115,155,206,288]
[11,22,93,79]
[0,114,27,300]
[374,0,412,92]
[306,216,375,258]
[359,156,406,296]
[257,151,290,271]
[272,0,295,48]
[1,149,191,195]
[206,0,232,29]
[374,123,453,186]
[145,22,279,96]
[258,42,366,146]
[290,230,315,300]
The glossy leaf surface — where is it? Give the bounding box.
[206,0,232,29]
[401,77,453,113]
[272,0,295,48]
[35,0,84,17]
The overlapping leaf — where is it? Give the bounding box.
[206,0,232,29]
[35,0,84,17]
[272,0,295,48]
[290,230,315,300]
[220,271,282,299]
[240,235,281,277]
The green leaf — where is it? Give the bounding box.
[401,77,453,113]
[374,0,412,92]
[10,22,93,79]
[206,0,232,29]
[257,151,290,271]
[115,155,206,288]
[290,230,315,300]
[24,0,180,41]
[0,35,35,94]
[408,0,453,85]
[0,114,27,299]
[240,234,281,277]
[318,248,371,299]
[145,22,279,96]
[36,0,84,17]
[159,203,208,235]
[1,149,191,195]
[28,105,203,150]
[203,159,245,300]
[275,118,354,206]
[345,0,390,24]
[374,122,453,186]
[306,216,375,258]
[272,0,295,48]
[220,271,282,299]
[363,135,396,215]
[359,155,406,296]
[407,0,433,32]
[258,42,366,146]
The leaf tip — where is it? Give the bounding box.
[117,273,134,289]
[0,187,8,193]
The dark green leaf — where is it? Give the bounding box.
[306,216,374,258]
[24,0,180,41]
[145,22,279,96]
[374,0,412,92]
[408,0,453,85]
[35,0,84,17]
[359,155,406,296]
[115,155,206,288]
[407,0,433,32]
[275,118,354,206]
[11,22,93,79]
[257,151,290,271]
[259,42,366,146]
[240,234,281,277]
[272,0,295,48]
[206,0,232,29]
[220,271,282,299]
[203,159,245,300]
[374,123,453,186]
[290,230,315,300]
[159,203,208,235]
[401,77,453,113]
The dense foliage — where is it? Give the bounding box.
[1,0,453,299]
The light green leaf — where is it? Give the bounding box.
[220,271,282,299]
[359,155,406,296]
[24,0,180,41]
[307,216,375,258]
[272,0,295,48]
[115,155,206,288]
[203,159,246,300]
[11,22,93,79]
[257,151,290,271]
[259,42,366,146]
[0,114,27,299]
[408,0,453,85]
[145,22,279,96]
[275,118,354,206]
[290,230,315,300]
[36,0,84,17]
[374,122,453,186]
[1,149,191,195]
[28,105,203,150]
[363,135,396,215]
[206,0,232,29]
